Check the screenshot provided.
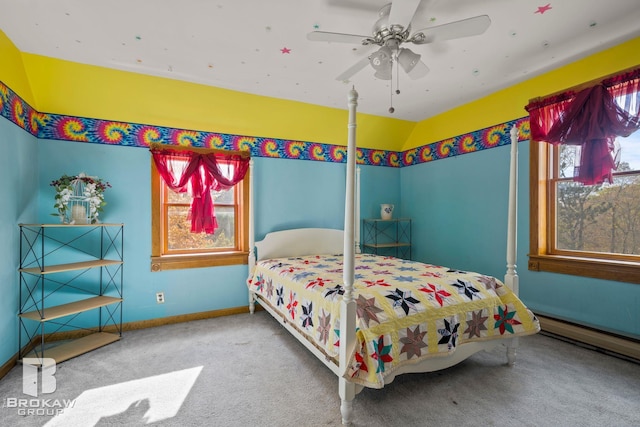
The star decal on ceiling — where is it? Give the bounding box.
[280,47,291,54]
[535,3,552,14]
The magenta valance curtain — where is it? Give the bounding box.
[151,147,250,234]
[525,68,640,185]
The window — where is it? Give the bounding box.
[529,74,640,283]
[554,134,640,254]
[151,150,250,271]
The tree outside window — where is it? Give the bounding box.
[553,132,640,257]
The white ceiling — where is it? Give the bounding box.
[1,0,640,122]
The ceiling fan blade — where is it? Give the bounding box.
[388,0,422,29]
[307,30,370,44]
[326,0,382,13]
[335,56,371,81]
[411,15,491,44]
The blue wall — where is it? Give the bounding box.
[359,165,402,221]
[402,141,640,340]
[401,144,514,278]
[0,117,38,366]
[35,140,393,326]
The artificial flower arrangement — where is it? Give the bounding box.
[51,173,111,224]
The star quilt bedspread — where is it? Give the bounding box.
[248,253,540,388]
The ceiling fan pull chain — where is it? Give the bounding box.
[396,54,401,95]
[389,76,395,114]
[389,52,400,114]
[388,53,394,114]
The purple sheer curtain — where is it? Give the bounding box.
[526,68,640,185]
[151,147,250,234]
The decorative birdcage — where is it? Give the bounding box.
[51,173,110,224]
[66,180,92,224]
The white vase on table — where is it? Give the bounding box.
[380,204,394,220]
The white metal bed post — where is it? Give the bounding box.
[248,159,256,314]
[505,125,519,365]
[339,87,358,426]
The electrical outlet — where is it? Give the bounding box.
[156,292,165,304]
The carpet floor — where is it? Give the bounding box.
[1,311,639,426]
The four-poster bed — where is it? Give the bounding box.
[247,88,539,425]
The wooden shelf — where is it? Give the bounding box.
[20,296,122,322]
[20,259,123,275]
[21,332,121,363]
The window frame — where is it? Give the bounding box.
[528,70,640,284]
[150,148,250,272]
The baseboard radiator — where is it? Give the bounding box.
[538,315,640,362]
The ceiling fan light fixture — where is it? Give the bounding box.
[369,46,392,70]
[369,46,393,79]
[398,47,429,80]
[397,48,420,73]
[374,68,392,80]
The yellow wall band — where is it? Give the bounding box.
[21,54,415,151]
[0,29,35,107]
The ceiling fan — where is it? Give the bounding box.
[307,0,491,82]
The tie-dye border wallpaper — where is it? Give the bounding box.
[0,81,529,167]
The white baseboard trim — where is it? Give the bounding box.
[538,315,640,362]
